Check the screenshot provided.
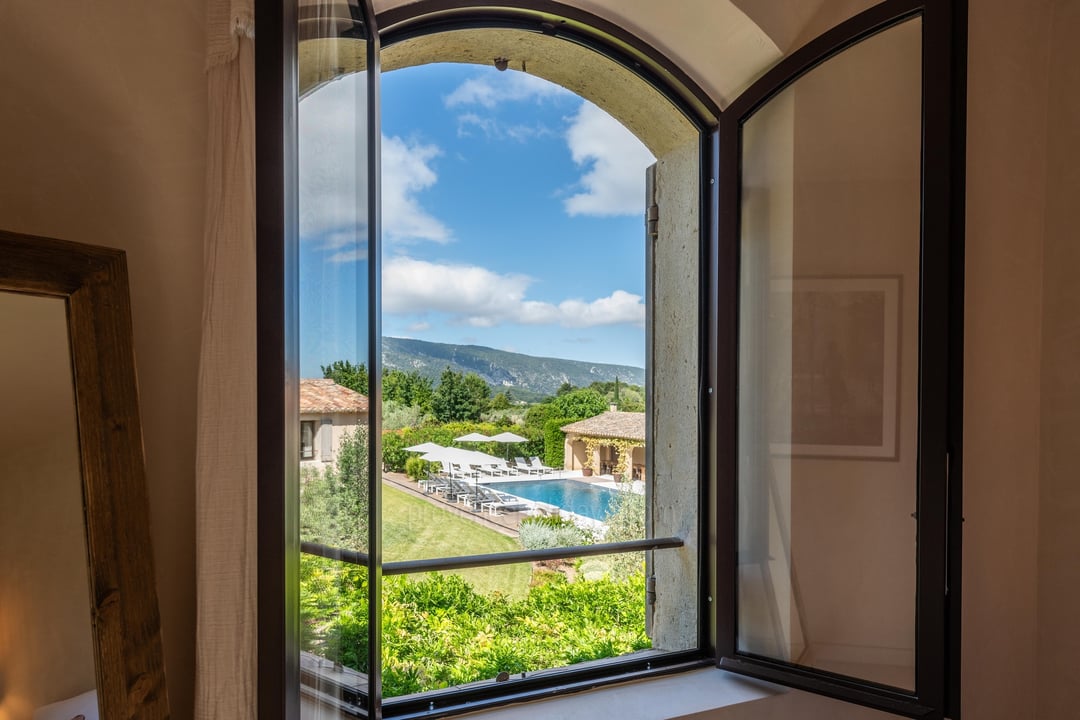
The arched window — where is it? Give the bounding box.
[257,2,965,718]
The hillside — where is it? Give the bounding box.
[382,336,644,399]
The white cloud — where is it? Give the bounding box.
[563,101,655,217]
[326,249,363,263]
[300,75,450,256]
[299,76,368,246]
[383,256,530,317]
[383,256,644,329]
[444,71,569,108]
[456,113,553,142]
[382,135,451,244]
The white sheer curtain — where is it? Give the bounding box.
[196,1,256,717]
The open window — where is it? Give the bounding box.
[257,1,964,718]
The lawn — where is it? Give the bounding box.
[382,483,532,599]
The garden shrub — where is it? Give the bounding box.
[542,416,572,469]
[518,522,586,550]
[299,555,649,698]
[300,427,369,551]
[404,456,434,480]
[595,488,646,579]
[519,514,578,530]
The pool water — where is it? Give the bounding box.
[485,479,620,521]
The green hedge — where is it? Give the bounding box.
[383,421,543,472]
[300,555,648,697]
[542,417,572,469]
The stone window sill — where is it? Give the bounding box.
[457,667,786,720]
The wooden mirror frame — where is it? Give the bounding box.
[0,229,170,718]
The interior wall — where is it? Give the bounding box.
[1036,0,1080,717]
[0,3,206,716]
[961,1,1050,718]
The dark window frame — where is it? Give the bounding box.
[300,419,315,459]
[256,1,965,718]
[713,2,965,718]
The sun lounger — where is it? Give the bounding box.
[450,463,479,479]
[514,456,543,475]
[420,473,449,494]
[449,479,483,508]
[475,486,531,516]
[487,460,516,476]
[528,456,557,475]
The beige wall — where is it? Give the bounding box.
[299,412,367,467]
[563,436,589,471]
[0,3,206,716]
[0,0,1076,717]
[1036,0,1080,716]
[961,1,1050,718]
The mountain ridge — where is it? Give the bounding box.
[382,336,645,399]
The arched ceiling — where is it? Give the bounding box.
[299,1,885,153]
[372,0,784,109]
[369,1,883,108]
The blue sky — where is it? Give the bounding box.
[298,64,654,378]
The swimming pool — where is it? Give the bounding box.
[485,479,620,521]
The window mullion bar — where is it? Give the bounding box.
[300,537,684,574]
[384,537,684,574]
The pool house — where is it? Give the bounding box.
[561,411,646,480]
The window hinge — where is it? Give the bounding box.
[646,203,659,241]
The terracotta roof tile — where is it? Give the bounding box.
[560,411,645,441]
[300,378,369,414]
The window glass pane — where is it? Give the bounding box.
[297,1,372,716]
[736,17,922,692]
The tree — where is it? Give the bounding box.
[300,426,369,552]
[382,369,434,411]
[523,401,557,434]
[551,388,607,420]
[462,372,492,416]
[321,360,368,394]
[431,368,490,422]
[490,391,511,410]
[587,379,645,412]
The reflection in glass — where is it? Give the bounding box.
[297,2,372,717]
[0,294,94,717]
[736,18,922,691]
